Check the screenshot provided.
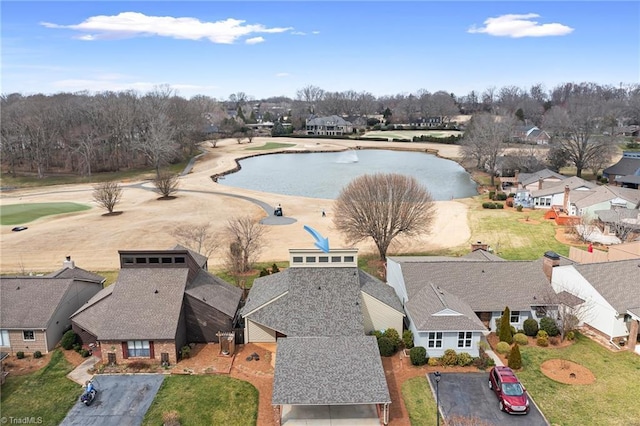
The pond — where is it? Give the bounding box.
[219,149,478,201]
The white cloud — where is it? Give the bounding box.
[468,13,574,38]
[291,31,306,36]
[245,36,265,45]
[312,31,320,35]
[41,12,293,44]
[275,72,290,77]
[51,78,218,94]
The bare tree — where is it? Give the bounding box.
[333,173,436,261]
[171,223,219,258]
[92,181,123,214]
[153,171,180,198]
[136,113,177,177]
[224,216,266,274]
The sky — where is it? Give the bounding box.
[2,1,639,100]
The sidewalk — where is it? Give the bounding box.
[485,348,504,366]
[66,355,100,385]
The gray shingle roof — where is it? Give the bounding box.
[0,278,77,328]
[358,270,404,313]
[241,272,289,315]
[463,249,506,261]
[519,169,565,186]
[306,115,352,126]
[531,176,595,197]
[556,291,585,308]
[572,260,640,313]
[603,157,640,176]
[172,244,208,269]
[46,267,106,283]
[627,307,640,319]
[185,270,242,318]
[595,209,640,228]
[272,336,391,405]
[573,186,640,209]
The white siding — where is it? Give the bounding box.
[361,292,404,334]
[246,320,276,343]
[414,330,481,358]
[386,259,408,306]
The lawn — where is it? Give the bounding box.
[401,377,437,425]
[362,130,462,140]
[516,333,640,426]
[245,142,295,151]
[213,261,289,289]
[460,196,570,260]
[1,202,91,225]
[0,351,79,426]
[142,375,258,426]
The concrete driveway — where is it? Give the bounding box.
[427,372,548,426]
[60,374,165,426]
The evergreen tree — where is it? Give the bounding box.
[499,306,513,344]
[508,342,522,369]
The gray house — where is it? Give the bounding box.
[386,250,561,357]
[0,257,105,354]
[306,115,353,136]
[71,248,242,365]
[241,248,403,425]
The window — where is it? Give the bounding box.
[319,256,329,263]
[0,330,9,346]
[175,257,185,264]
[427,332,442,348]
[535,306,547,317]
[293,256,303,263]
[162,257,172,264]
[135,257,147,264]
[510,311,520,323]
[305,256,316,263]
[457,332,472,348]
[344,256,354,262]
[122,257,134,264]
[331,256,341,263]
[23,330,35,341]
[127,340,150,357]
[149,257,159,264]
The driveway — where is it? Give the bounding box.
[60,375,165,426]
[427,372,548,426]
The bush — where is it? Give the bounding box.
[180,345,191,359]
[377,337,395,357]
[499,307,513,344]
[16,351,25,359]
[457,352,473,367]
[402,330,414,349]
[523,318,539,337]
[162,410,181,426]
[513,333,528,345]
[549,336,560,346]
[540,317,560,337]
[516,205,523,212]
[495,203,504,209]
[79,349,91,358]
[566,331,576,341]
[61,330,77,350]
[441,349,458,366]
[508,343,522,369]
[33,351,43,359]
[537,336,549,347]
[271,263,280,273]
[383,328,402,352]
[495,192,507,201]
[259,268,270,277]
[495,341,511,354]
[488,191,495,200]
[73,343,82,352]
[428,357,440,367]
[128,360,150,371]
[371,330,384,340]
[409,346,427,366]
[537,330,548,339]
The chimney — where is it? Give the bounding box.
[471,241,489,252]
[542,251,560,282]
[514,169,520,187]
[63,255,75,269]
[563,185,570,212]
[538,178,544,190]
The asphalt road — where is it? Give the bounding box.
[427,372,548,426]
[60,375,165,426]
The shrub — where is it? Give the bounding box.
[79,349,91,358]
[513,333,528,345]
[33,351,43,359]
[549,336,560,346]
[402,330,414,349]
[128,360,150,371]
[383,328,402,352]
[510,325,517,335]
[457,352,473,367]
[271,263,280,273]
[495,192,507,201]
[516,205,523,212]
[180,345,191,359]
[495,203,504,209]
[16,351,25,359]
[488,191,495,200]
[428,357,440,367]
[259,268,270,277]
[495,341,511,354]
[508,343,522,369]
[566,331,576,341]
[482,202,493,209]
[523,318,539,336]
[409,346,427,366]
[537,330,548,339]
[540,317,560,337]
[371,330,383,340]
[72,343,82,353]
[61,330,77,350]
[441,349,458,366]
[499,307,513,344]
[537,336,549,347]
[506,199,514,207]
[377,337,395,357]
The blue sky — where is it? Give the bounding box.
[2,1,638,100]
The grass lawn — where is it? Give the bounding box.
[0,202,91,225]
[213,261,289,289]
[517,333,640,426]
[142,375,258,426]
[245,142,295,151]
[401,377,437,425]
[0,350,79,426]
[460,196,570,259]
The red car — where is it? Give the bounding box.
[488,366,530,414]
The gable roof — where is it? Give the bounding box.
[306,115,352,126]
[595,208,640,227]
[172,244,208,269]
[603,157,640,177]
[572,260,640,313]
[532,176,596,197]
[463,249,506,261]
[70,285,115,334]
[46,266,106,283]
[185,270,242,318]
[1,278,80,328]
[272,336,391,405]
[572,186,640,209]
[519,169,565,186]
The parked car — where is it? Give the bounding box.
[488,366,530,414]
[11,226,28,232]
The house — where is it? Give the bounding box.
[70,248,242,365]
[305,115,353,136]
[594,208,640,240]
[550,259,640,352]
[512,125,551,144]
[529,176,596,211]
[386,250,562,357]
[517,169,566,191]
[571,185,640,218]
[241,248,403,425]
[603,151,640,187]
[0,257,105,354]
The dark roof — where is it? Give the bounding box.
[556,290,585,308]
[172,244,208,269]
[1,278,82,328]
[242,267,402,337]
[616,175,640,185]
[185,270,242,318]
[272,336,391,405]
[572,260,640,313]
[46,267,106,283]
[531,176,595,197]
[603,157,640,177]
[306,115,352,126]
[70,285,115,334]
[463,249,506,261]
[595,208,640,227]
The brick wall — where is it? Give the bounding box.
[100,340,178,365]
[6,330,48,354]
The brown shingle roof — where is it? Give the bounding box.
[1,278,76,328]
[572,260,640,313]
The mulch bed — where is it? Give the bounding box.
[540,359,595,385]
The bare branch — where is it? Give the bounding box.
[92,181,123,214]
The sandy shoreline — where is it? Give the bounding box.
[0,138,472,273]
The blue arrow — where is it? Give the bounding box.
[303,225,330,253]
